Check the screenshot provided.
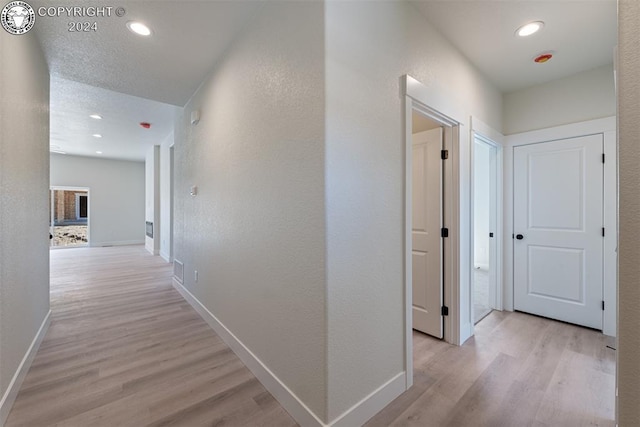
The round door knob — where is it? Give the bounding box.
[516,234,524,240]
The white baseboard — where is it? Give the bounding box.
[330,372,405,427]
[172,279,405,427]
[0,310,51,426]
[92,240,145,247]
[172,279,324,426]
[159,251,170,262]
[460,321,473,345]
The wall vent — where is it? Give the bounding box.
[173,260,184,283]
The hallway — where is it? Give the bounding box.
[5,246,296,427]
[5,246,616,426]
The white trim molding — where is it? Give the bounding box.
[172,279,404,426]
[93,240,145,247]
[402,74,471,393]
[504,116,617,336]
[470,117,505,326]
[0,310,51,426]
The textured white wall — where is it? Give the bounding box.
[50,154,145,246]
[0,31,50,414]
[159,134,173,261]
[325,1,502,420]
[145,146,160,255]
[503,64,615,135]
[173,2,328,421]
[617,1,640,424]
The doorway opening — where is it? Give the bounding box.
[49,187,90,248]
[403,75,463,389]
[472,135,500,324]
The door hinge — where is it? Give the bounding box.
[441,227,449,238]
[602,300,605,311]
[489,232,494,238]
[602,153,605,163]
[602,227,605,237]
[441,306,449,316]
[441,149,449,160]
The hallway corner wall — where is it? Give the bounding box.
[324,1,503,421]
[159,133,174,262]
[617,1,640,424]
[172,1,328,423]
[145,146,160,255]
[0,31,51,424]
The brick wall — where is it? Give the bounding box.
[53,190,87,224]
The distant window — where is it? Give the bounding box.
[76,194,88,219]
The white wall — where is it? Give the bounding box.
[325,1,502,421]
[503,64,615,135]
[173,1,328,422]
[50,154,145,247]
[474,140,491,269]
[174,1,503,423]
[0,31,50,424]
[159,133,173,261]
[145,146,160,255]
[617,1,640,423]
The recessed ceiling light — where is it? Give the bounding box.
[127,21,152,36]
[516,21,544,37]
[89,114,102,120]
[96,151,103,154]
[92,134,102,138]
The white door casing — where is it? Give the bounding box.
[412,128,443,338]
[473,136,499,319]
[514,134,603,329]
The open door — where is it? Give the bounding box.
[412,127,443,338]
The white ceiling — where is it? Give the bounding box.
[411,0,617,93]
[50,77,176,161]
[35,1,617,161]
[33,0,263,106]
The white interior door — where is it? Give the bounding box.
[514,134,603,329]
[412,128,443,338]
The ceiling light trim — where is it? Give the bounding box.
[126,21,152,36]
[516,21,545,37]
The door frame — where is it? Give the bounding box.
[50,185,91,248]
[75,192,88,220]
[403,75,465,389]
[470,118,504,330]
[504,116,617,336]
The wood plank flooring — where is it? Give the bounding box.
[5,246,296,427]
[6,246,616,426]
[367,311,616,427]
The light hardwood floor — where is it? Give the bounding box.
[6,246,615,426]
[367,311,616,427]
[5,246,297,427]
